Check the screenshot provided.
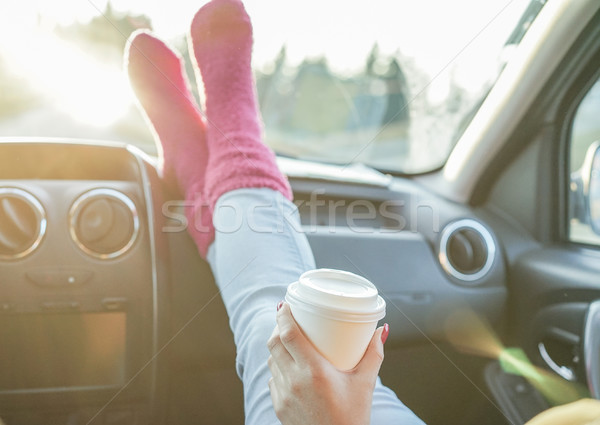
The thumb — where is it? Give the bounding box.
[355,324,388,376]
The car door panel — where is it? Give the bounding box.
[289,178,508,344]
[473,12,600,421]
[510,248,600,385]
[307,227,506,341]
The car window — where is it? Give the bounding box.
[0,0,536,174]
[569,78,600,246]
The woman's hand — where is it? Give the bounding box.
[267,302,389,425]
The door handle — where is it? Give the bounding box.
[584,300,600,399]
[538,342,576,381]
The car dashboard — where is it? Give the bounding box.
[0,140,508,424]
[0,141,169,424]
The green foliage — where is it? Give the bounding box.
[54,3,152,52]
[0,58,39,117]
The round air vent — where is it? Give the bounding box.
[0,188,46,260]
[70,189,139,259]
[439,219,496,283]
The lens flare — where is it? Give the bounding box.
[444,308,504,359]
[499,348,585,405]
[444,308,588,406]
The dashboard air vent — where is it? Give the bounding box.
[70,189,139,259]
[439,219,496,283]
[0,188,46,260]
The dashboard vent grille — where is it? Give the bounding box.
[70,189,139,259]
[0,188,46,260]
[439,219,496,283]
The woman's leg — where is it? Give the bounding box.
[127,1,424,422]
[206,188,313,424]
[207,188,425,425]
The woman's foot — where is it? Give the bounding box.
[126,30,214,256]
[190,0,292,210]
[126,30,207,196]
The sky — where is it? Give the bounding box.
[0,0,530,127]
[1,0,529,72]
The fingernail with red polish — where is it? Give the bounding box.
[277,301,284,311]
[381,323,390,344]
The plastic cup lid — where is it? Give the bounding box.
[286,269,386,322]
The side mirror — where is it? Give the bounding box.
[585,142,600,235]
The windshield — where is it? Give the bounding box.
[0,0,538,174]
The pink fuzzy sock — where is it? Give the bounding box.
[190,0,292,211]
[126,30,214,256]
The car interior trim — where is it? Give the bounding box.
[68,188,140,260]
[0,187,47,260]
[438,218,497,283]
[129,146,161,402]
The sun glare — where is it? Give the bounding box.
[0,0,530,130]
[0,5,132,128]
[0,0,534,168]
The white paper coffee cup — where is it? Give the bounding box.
[285,268,386,370]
